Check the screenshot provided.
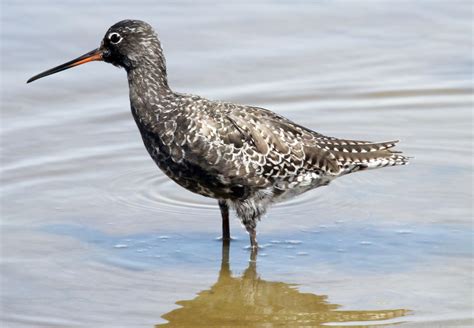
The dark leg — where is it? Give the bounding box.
[243,247,258,279]
[246,226,258,250]
[219,241,230,277]
[218,200,231,242]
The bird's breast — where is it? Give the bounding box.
[133,116,248,200]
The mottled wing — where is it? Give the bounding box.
[174,99,408,197]
[176,102,340,193]
[229,106,409,173]
[223,105,342,175]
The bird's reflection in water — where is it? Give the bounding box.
[156,243,409,327]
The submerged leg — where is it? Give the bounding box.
[220,241,230,277]
[246,226,258,250]
[218,200,231,242]
[233,193,270,250]
[243,247,258,279]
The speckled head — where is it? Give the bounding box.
[101,20,163,70]
[27,19,164,83]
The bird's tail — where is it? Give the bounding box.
[316,138,410,175]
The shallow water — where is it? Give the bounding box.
[1,0,473,327]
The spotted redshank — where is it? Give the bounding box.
[27,20,409,249]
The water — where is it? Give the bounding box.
[1,0,472,327]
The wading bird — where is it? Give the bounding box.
[28,20,408,249]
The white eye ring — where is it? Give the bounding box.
[108,32,123,44]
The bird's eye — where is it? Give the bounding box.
[109,32,122,44]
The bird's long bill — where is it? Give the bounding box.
[27,48,103,83]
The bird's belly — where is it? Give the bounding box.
[140,132,241,199]
[272,173,333,203]
[156,157,226,198]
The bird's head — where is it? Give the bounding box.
[27,20,163,83]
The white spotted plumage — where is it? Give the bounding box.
[99,20,411,247]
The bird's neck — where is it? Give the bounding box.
[126,57,177,131]
[127,54,171,95]
[127,54,176,112]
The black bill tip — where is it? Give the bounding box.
[27,48,103,84]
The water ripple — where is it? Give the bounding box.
[103,167,328,216]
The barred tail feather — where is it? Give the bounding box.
[363,152,410,169]
[322,139,410,175]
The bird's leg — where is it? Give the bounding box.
[246,226,258,250]
[220,241,231,277]
[243,247,258,279]
[218,200,231,242]
[234,199,264,250]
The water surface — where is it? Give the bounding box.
[1,0,472,327]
